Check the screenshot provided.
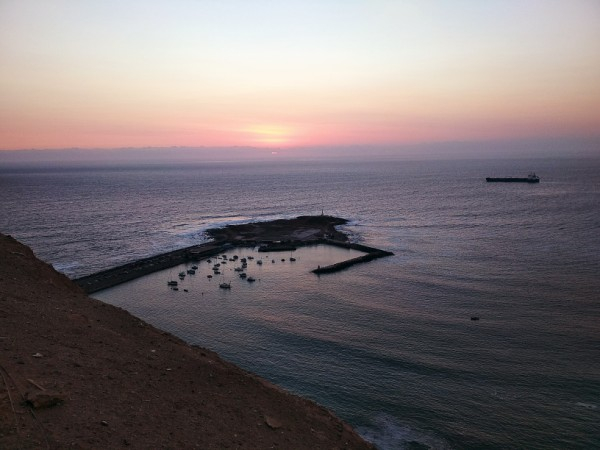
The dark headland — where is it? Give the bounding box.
[0,233,374,449]
[74,215,393,294]
[205,214,350,243]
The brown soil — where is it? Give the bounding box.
[206,215,349,243]
[0,233,373,449]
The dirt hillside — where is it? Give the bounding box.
[0,233,373,449]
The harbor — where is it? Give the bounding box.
[73,216,394,293]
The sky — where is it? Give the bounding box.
[1,0,599,155]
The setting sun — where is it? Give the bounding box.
[243,125,294,147]
[0,0,598,152]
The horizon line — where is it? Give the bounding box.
[2,135,600,153]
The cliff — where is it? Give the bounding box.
[0,233,372,449]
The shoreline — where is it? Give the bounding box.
[74,215,394,294]
[0,232,374,448]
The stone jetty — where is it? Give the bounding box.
[74,242,225,293]
[312,241,394,274]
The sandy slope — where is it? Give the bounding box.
[0,233,372,449]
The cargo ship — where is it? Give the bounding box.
[486,172,539,183]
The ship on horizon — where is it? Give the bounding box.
[486,172,540,183]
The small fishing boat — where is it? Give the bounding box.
[219,282,231,289]
[247,277,256,282]
[191,265,198,270]
[167,280,178,286]
[187,269,195,275]
[257,260,263,265]
[207,274,213,278]
[239,273,247,279]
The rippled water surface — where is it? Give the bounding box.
[2,158,599,449]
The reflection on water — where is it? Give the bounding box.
[8,158,598,449]
[95,243,366,348]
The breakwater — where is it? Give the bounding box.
[74,238,394,293]
[73,242,226,294]
[312,240,394,274]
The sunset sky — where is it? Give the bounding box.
[1,0,599,152]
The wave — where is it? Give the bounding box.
[575,402,597,410]
[356,413,451,450]
[51,261,82,275]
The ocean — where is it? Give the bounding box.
[1,157,598,449]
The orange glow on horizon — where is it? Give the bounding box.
[240,124,295,147]
[1,1,599,151]
[2,108,600,151]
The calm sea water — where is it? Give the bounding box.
[1,158,599,449]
